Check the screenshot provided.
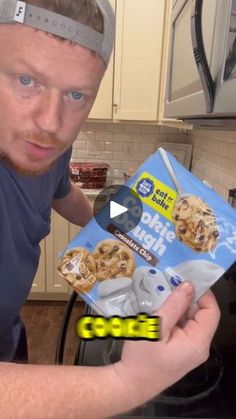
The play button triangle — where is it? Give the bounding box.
[110,200,128,219]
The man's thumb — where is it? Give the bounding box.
[156,281,195,342]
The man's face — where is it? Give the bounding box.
[0,25,105,175]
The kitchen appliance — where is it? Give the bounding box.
[225,189,236,283]
[164,0,236,128]
[69,162,110,189]
[228,188,236,208]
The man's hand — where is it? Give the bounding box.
[114,282,220,407]
[0,282,220,419]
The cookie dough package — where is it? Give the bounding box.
[57,148,236,317]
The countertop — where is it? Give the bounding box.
[75,179,125,199]
[81,188,103,199]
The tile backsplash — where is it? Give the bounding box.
[72,122,236,200]
[72,122,188,177]
[186,130,236,200]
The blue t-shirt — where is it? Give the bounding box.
[0,148,72,360]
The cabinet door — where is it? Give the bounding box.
[88,0,115,120]
[113,0,166,121]
[45,210,69,293]
[68,222,82,242]
[68,196,95,242]
[30,240,46,293]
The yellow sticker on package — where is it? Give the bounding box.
[133,172,177,222]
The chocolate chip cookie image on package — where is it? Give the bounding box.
[57,148,236,316]
[172,195,219,252]
[57,247,97,293]
[93,239,135,281]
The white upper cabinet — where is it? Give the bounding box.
[88,0,115,120]
[88,0,167,122]
[113,0,165,121]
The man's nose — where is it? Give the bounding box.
[33,89,63,134]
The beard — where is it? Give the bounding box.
[0,130,70,176]
[0,152,55,176]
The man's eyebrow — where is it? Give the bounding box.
[13,58,95,92]
[13,58,48,81]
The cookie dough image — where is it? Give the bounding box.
[57,247,96,293]
[92,266,172,316]
[172,195,219,252]
[133,267,171,313]
[93,239,135,281]
[91,277,136,316]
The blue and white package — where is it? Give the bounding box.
[57,148,236,317]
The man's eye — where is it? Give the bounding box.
[69,91,83,101]
[18,76,33,86]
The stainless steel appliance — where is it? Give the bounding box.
[164,0,236,128]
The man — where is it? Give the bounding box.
[0,0,220,417]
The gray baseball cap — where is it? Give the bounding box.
[0,0,115,66]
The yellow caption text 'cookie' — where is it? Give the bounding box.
[76,314,160,341]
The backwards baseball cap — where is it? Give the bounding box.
[0,0,115,66]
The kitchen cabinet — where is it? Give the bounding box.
[88,0,115,120]
[28,196,95,300]
[88,0,167,122]
[28,210,71,300]
[45,210,70,294]
[30,241,46,293]
[113,0,166,121]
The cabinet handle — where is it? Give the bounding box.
[113,103,118,112]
